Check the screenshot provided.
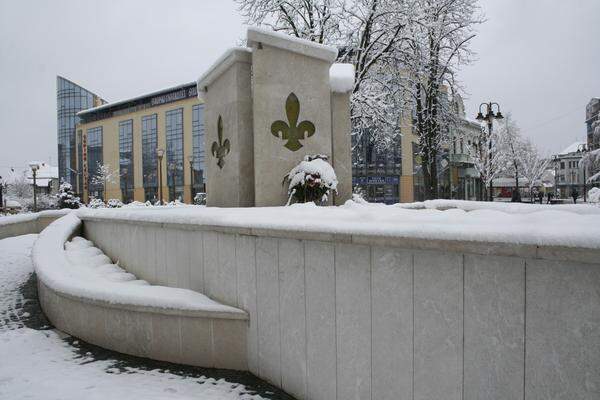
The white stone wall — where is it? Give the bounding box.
[82,217,600,400]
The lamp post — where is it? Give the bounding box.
[577,143,589,202]
[122,167,129,203]
[476,102,504,201]
[168,163,176,202]
[29,162,40,212]
[156,149,164,205]
[187,155,195,203]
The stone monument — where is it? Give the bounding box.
[198,27,353,207]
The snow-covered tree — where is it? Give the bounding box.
[284,154,338,205]
[580,148,600,184]
[56,182,81,209]
[6,172,31,199]
[497,115,527,200]
[518,139,550,202]
[466,122,506,200]
[406,0,484,199]
[90,162,118,201]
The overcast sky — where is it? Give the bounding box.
[1,0,599,177]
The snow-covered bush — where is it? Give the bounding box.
[193,192,206,205]
[284,155,338,205]
[88,198,106,209]
[56,183,81,209]
[123,201,153,208]
[588,187,600,204]
[106,199,123,208]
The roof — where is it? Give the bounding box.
[77,81,197,117]
[27,163,58,180]
[247,27,338,63]
[558,141,586,155]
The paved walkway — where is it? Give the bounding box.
[0,234,295,400]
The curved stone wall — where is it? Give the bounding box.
[80,213,600,400]
[34,214,248,370]
[0,210,70,240]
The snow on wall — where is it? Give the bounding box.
[77,200,600,249]
[33,213,247,316]
[329,63,355,93]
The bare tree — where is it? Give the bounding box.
[90,162,118,201]
[466,122,506,200]
[405,0,484,199]
[497,114,527,199]
[518,139,550,202]
[6,171,32,199]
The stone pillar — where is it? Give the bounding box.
[331,91,352,205]
[197,48,254,207]
[247,28,338,206]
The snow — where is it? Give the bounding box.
[33,213,246,316]
[247,26,338,62]
[588,187,600,203]
[286,157,338,193]
[0,235,265,400]
[558,141,586,155]
[0,209,71,227]
[78,200,600,249]
[329,63,355,93]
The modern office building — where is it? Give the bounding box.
[56,76,106,189]
[75,82,205,204]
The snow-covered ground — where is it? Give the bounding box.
[0,235,270,400]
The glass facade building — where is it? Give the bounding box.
[86,126,103,199]
[165,108,184,201]
[118,120,134,203]
[56,76,104,189]
[191,104,206,198]
[141,114,158,202]
[352,132,402,204]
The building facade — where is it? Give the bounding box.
[76,82,205,204]
[56,76,105,188]
[586,98,599,150]
[352,94,482,203]
[551,141,586,199]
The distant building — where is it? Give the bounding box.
[586,98,600,150]
[57,76,106,189]
[551,141,586,199]
[75,82,205,203]
[26,162,59,196]
[352,93,483,204]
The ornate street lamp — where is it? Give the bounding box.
[188,155,195,202]
[29,162,40,212]
[577,143,589,202]
[552,154,560,199]
[156,149,165,205]
[476,102,504,201]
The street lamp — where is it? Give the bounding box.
[476,102,504,201]
[122,167,129,203]
[188,155,194,202]
[29,162,40,212]
[577,143,589,202]
[156,149,164,205]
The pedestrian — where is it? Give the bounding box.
[511,188,521,202]
[571,187,579,204]
[538,190,543,204]
[547,191,553,204]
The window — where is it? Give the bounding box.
[87,126,103,199]
[119,120,134,203]
[165,108,184,201]
[560,162,565,170]
[142,114,158,202]
[191,104,206,197]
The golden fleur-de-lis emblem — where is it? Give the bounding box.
[211,115,230,169]
[271,92,315,151]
